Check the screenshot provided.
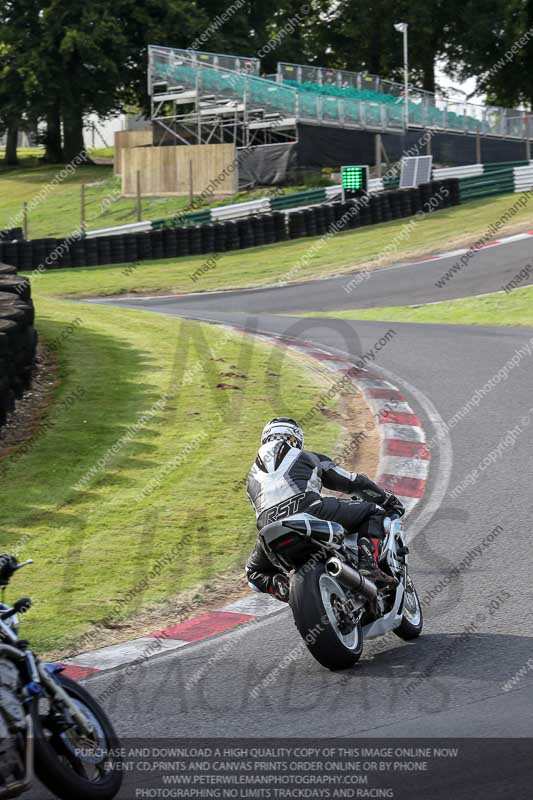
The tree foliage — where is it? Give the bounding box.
[0,0,532,164]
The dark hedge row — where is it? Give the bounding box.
[0,180,460,272]
[0,263,38,429]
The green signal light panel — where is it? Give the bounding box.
[341,165,368,193]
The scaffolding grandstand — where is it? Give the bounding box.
[149,45,533,147]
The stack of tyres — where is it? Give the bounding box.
[0,227,23,242]
[339,201,357,230]
[323,204,336,230]
[225,221,240,252]
[187,226,201,255]
[0,276,32,303]
[0,323,16,424]
[0,269,37,430]
[0,292,35,326]
[313,205,328,236]
[447,178,461,206]
[43,239,60,270]
[388,191,402,220]
[272,212,288,241]
[237,219,254,250]
[162,228,178,258]
[369,194,383,225]
[357,198,372,227]
[428,180,445,210]
[380,192,393,222]
[213,222,227,252]
[123,234,138,265]
[410,188,424,214]
[71,239,87,267]
[176,227,191,257]
[203,224,216,254]
[422,181,439,211]
[85,238,99,267]
[288,211,306,240]
[418,182,433,211]
[303,208,318,237]
[434,179,453,208]
[109,235,125,265]
[331,203,348,231]
[150,230,165,260]
[252,217,266,247]
[263,215,277,244]
[135,232,151,262]
[97,237,112,267]
[31,239,48,270]
[19,242,35,272]
[1,243,20,270]
[400,189,414,217]
[53,239,71,269]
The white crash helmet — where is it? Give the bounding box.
[261,417,304,450]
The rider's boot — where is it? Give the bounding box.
[358,537,398,589]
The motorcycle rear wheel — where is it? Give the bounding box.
[290,561,363,670]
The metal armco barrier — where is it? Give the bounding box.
[457,162,533,201]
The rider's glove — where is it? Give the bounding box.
[270,573,290,603]
[382,493,405,517]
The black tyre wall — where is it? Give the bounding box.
[0,264,38,434]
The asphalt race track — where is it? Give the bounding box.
[87,315,533,738]
[35,238,533,799]
[95,233,533,315]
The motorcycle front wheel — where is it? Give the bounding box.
[32,672,123,800]
[394,574,423,640]
[290,561,363,670]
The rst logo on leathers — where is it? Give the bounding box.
[264,493,307,524]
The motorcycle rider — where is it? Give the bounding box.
[245,417,404,602]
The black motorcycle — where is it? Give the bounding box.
[0,554,123,800]
[260,497,423,670]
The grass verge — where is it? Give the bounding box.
[298,284,533,327]
[23,192,533,299]
[0,296,349,656]
[0,156,321,239]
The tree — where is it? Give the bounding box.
[313,0,404,77]
[444,0,533,109]
[312,0,462,94]
[0,0,209,164]
[0,0,42,165]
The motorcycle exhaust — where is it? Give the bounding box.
[326,557,378,600]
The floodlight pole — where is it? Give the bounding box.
[394,23,409,131]
[403,25,409,130]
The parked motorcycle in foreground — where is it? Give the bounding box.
[0,555,122,800]
[260,498,423,670]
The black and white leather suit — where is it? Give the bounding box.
[245,439,387,594]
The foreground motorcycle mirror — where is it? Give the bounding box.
[14,559,33,571]
[14,597,32,613]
